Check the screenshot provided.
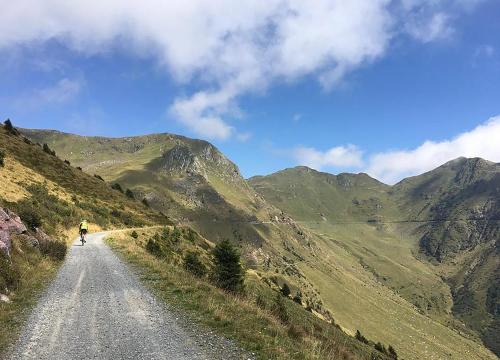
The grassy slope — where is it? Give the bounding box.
[250,166,498,359]
[0,126,169,354]
[106,228,383,360]
[22,129,497,359]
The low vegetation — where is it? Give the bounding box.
[107,228,388,360]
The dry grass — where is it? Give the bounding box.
[106,229,380,360]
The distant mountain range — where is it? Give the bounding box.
[21,128,499,359]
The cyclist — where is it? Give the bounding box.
[79,219,89,244]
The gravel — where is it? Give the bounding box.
[8,232,254,360]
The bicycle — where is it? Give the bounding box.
[80,230,87,246]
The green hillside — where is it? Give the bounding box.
[250,161,500,357]
[22,128,498,360]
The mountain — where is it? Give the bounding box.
[21,128,498,359]
[250,159,500,357]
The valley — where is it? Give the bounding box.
[21,128,499,359]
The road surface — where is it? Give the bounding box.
[8,232,251,360]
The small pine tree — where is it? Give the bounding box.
[125,188,135,199]
[43,143,56,156]
[374,342,388,355]
[272,292,289,324]
[145,238,162,257]
[280,283,291,297]
[111,183,124,193]
[212,239,244,292]
[4,119,18,135]
[130,230,139,239]
[388,345,398,359]
[355,330,369,344]
[183,252,206,277]
[292,291,302,305]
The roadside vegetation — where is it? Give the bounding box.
[107,227,394,360]
[0,120,169,356]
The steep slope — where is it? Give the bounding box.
[0,124,169,353]
[393,157,500,355]
[22,129,497,360]
[251,161,500,357]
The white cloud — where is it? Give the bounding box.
[405,12,455,43]
[13,77,83,110]
[0,1,484,139]
[366,116,500,184]
[294,144,364,170]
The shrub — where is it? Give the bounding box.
[39,239,67,261]
[388,345,398,359]
[94,174,105,181]
[272,292,289,324]
[0,149,4,167]
[281,283,291,297]
[355,330,369,344]
[64,159,71,166]
[18,203,43,230]
[145,238,163,257]
[111,183,124,193]
[374,342,388,355]
[42,143,56,156]
[4,119,19,135]
[183,252,207,277]
[171,226,181,243]
[212,239,244,292]
[125,188,135,199]
[293,291,302,305]
[76,166,82,171]
[130,230,139,239]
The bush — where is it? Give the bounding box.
[39,239,67,261]
[355,330,369,344]
[212,239,244,292]
[388,345,398,359]
[272,292,289,324]
[18,204,43,230]
[76,166,82,171]
[280,283,291,297]
[111,183,124,193]
[42,143,56,156]
[374,342,388,355]
[0,149,4,167]
[130,230,139,239]
[64,159,71,166]
[183,252,206,277]
[4,119,19,135]
[293,291,302,305]
[145,238,162,257]
[125,189,135,199]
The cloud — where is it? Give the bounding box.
[366,116,500,184]
[405,12,455,43]
[0,1,483,139]
[293,144,364,170]
[12,77,83,110]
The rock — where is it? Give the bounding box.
[0,207,28,257]
[0,294,11,303]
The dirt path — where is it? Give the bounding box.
[8,232,252,360]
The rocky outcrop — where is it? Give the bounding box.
[0,208,28,257]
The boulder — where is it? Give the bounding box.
[0,208,28,257]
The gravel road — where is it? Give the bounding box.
[8,232,253,360]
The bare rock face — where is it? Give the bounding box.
[0,208,28,257]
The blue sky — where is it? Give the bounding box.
[1,0,499,183]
